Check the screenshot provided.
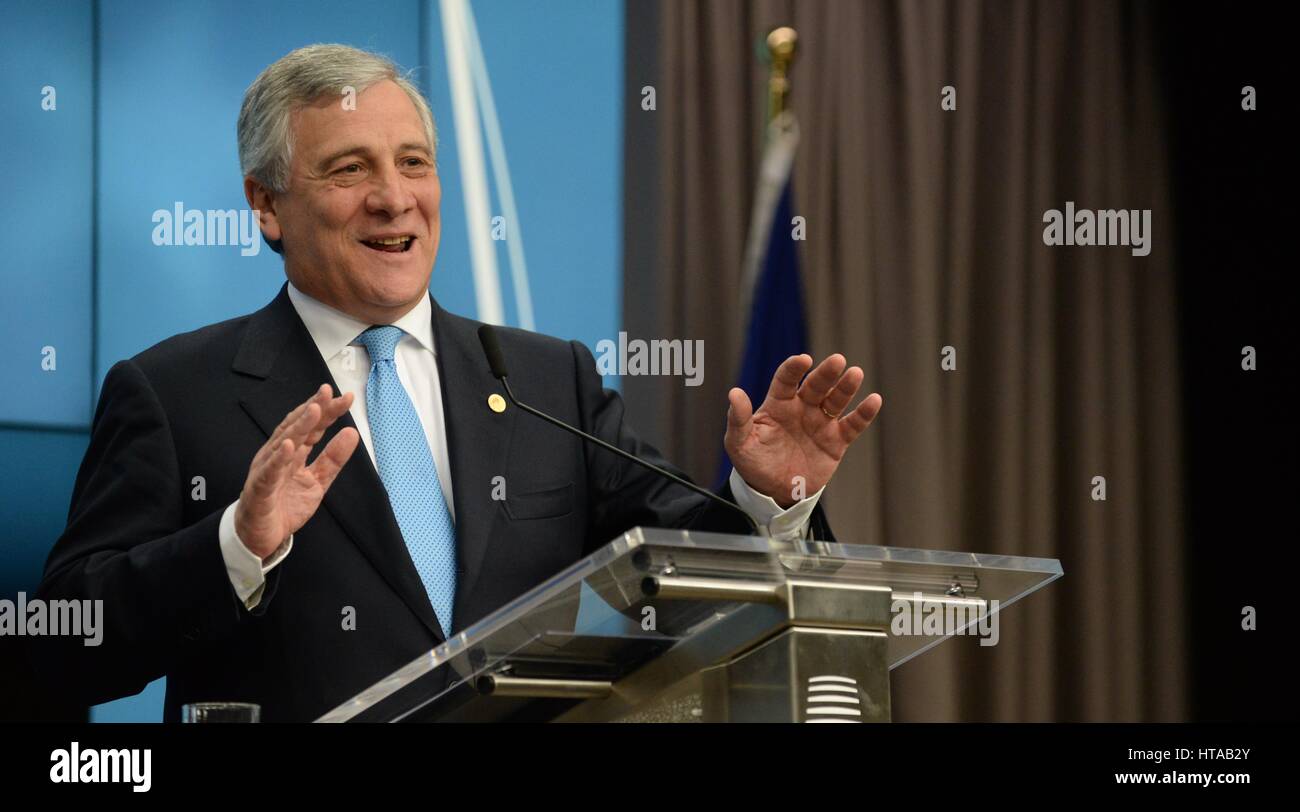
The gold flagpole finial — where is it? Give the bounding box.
[765,26,798,122]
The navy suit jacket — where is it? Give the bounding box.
[33,285,832,721]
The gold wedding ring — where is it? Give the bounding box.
[820,403,840,420]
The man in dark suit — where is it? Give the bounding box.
[33,45,882,721]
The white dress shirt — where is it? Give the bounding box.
[219,283,822,609]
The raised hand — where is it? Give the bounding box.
[234,384,360,559]
[724,354,882,508]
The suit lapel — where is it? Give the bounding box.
[429,298,516,620]
[232,285,446,642]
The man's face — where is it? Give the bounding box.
[249,79,441,324]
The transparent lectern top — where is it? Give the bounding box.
[319,527,1063,721]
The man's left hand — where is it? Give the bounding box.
[724,354,883,508]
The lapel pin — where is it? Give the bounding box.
[487,393,507,413]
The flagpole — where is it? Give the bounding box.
[717,26,808,490]
[739,27,801,305]
[765,26,797,124]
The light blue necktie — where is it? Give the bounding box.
[356,325,457,637]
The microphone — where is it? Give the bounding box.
[477,325,760,535]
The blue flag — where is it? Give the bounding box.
[716,115,807,488]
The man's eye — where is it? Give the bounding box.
[338,163,362,175]
[403,157,428,169]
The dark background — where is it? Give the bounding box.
[1161,3,1296,720]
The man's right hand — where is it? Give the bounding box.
[234,384,360,560]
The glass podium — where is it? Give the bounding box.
[318,527,1063,723]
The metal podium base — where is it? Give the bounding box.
[700,627,890,722]
[558,581,894,723]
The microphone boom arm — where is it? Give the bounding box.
[496,376,761,535]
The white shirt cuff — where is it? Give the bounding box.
[218,500,293,610]
[727,468,824,540]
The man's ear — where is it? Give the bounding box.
[244,176,285,254]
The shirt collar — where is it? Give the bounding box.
[286,281,436,362]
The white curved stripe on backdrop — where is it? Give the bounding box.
[439,0,505,325]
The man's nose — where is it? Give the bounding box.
[364,165,415,217]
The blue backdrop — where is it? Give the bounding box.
[0,0,623,721]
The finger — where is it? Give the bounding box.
[765,355,814,402]
[282,401,323,450]
[726,388,753,431]
[261,403,319,475]
[308,427,361,491]
[838,392,883,444]
[819,366,864,417]
[303,392,355,447]
[796,354,848,406]
[273,384,330,442]
[291,434,314,468]
[248,438,295,501]
[255,384,331,468]
[724,388,754,452]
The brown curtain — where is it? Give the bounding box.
[623,0,1185,721]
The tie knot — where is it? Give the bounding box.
[356,325,404,363]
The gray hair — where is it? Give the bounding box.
[237,44,437,194]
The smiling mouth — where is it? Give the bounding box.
[360,235,415,253]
